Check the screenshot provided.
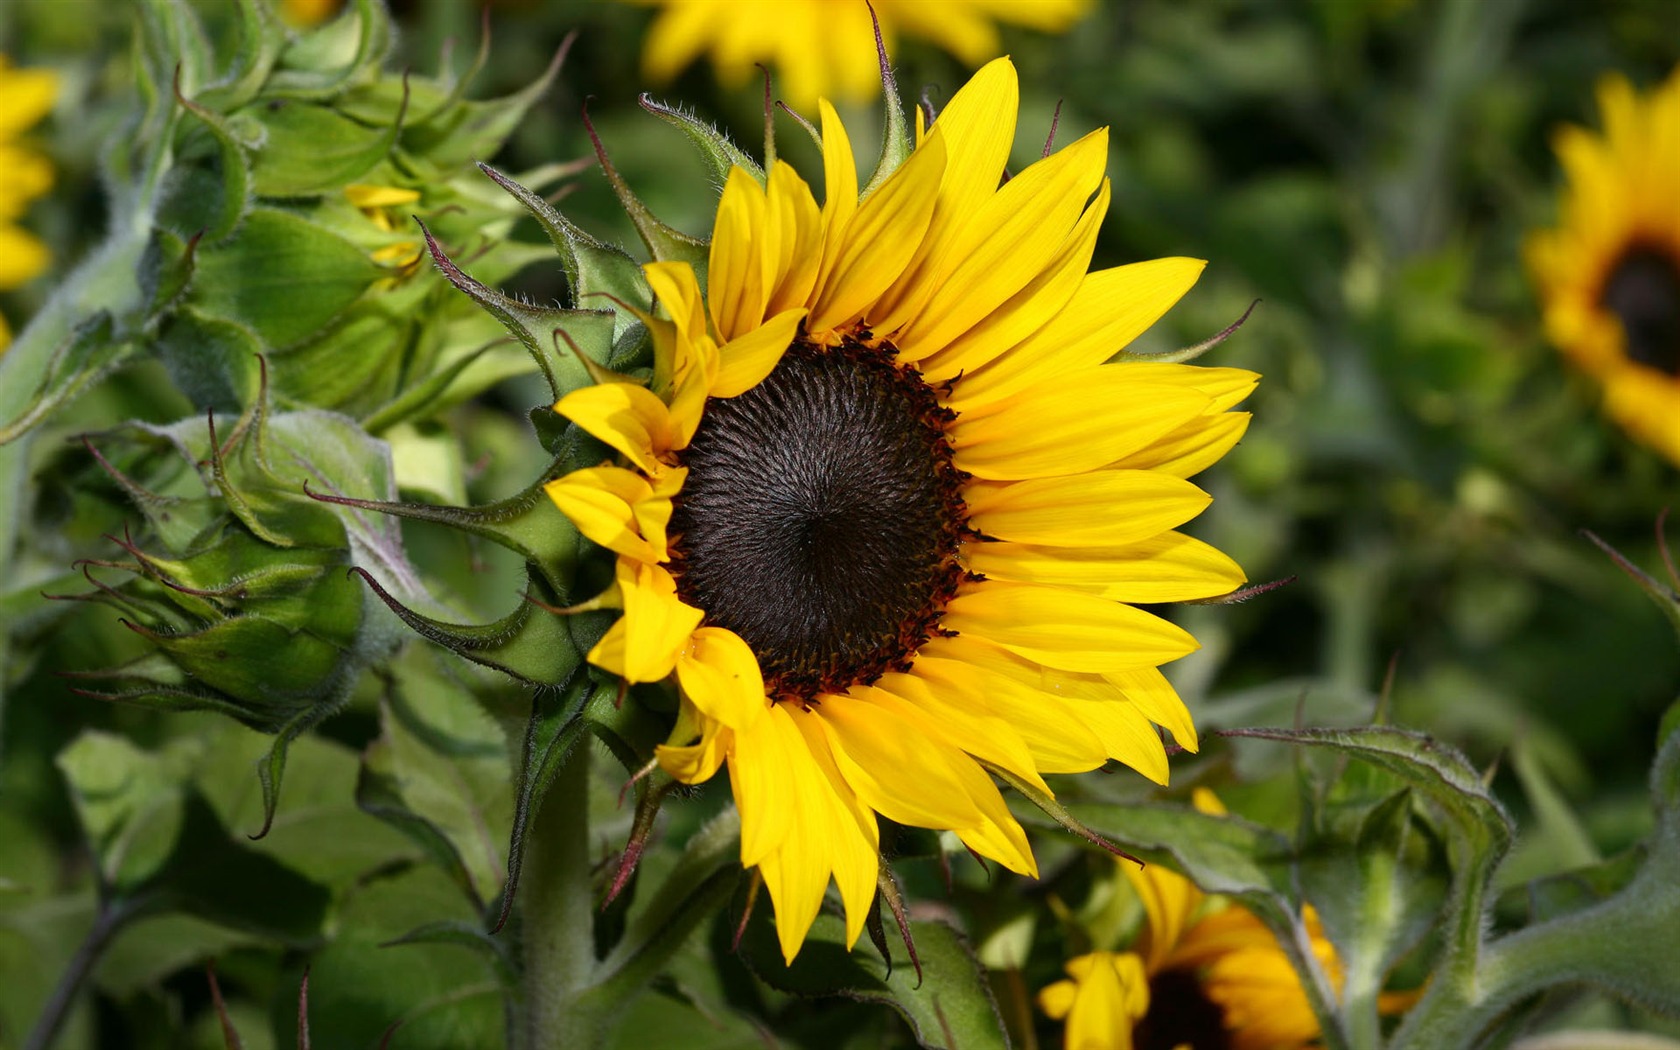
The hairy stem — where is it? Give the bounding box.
[521,741,599,1050]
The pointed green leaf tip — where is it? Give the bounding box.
[639,93,766,187]
[581,103,709,273]
[862,2,913,199]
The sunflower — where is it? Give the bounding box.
[632,0,1092,112]
[1526,67,1680,465]
[544,57,1255,962]
[1039,791,1414,1050]
[0,54,58,351]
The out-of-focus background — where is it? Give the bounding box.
[2,0,1678,1046]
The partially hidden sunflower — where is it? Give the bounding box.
[632,0,1092,112]
[0,54,58,350]
[1526,67,1680,465]
[1039,791,1413,1050]
[544,57,1256,962]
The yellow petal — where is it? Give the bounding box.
[1108,667,1199,752]
[945,257,1206,411]
[0,65,57,141]
[344,183,421,208]
[896,128,1110,360]
[1062,951,1149,1050]
[754,703,880,961]
[711,306,805,397]
[964,471,1211,548]
[962,532,1246,605]
[1124,859,1202,974]
[949,373,1210,480]
[815,688,987,832]
[941,580,1198,673]
[1108,411,1252,479]
[1062,698,1170,784]
[656,704,731,784]
[765,160,825,315]
[676,626,768,730]
[708,167,772,341]
[815,99,860,297]
[917,176,1110,384]
[0,224,50,289]
[808,130,946,333]
[586,561,703,683]
[903,656,1106,776]
[875,669,1051,793]
[554,382,678,475]
[645,260,710,348]
[726,700,792,868]
[544,465,677,564]
[1118,362,1260,412]
[871,58,1019,336]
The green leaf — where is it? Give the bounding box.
[280,864,503,1050]
[738,910,1010,1050]
[243,95,403,197]
[191,208,382,350]
[0,312,134,445]
[56,732,196,891]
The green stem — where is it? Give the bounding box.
[520,740,599,1050]
[25,896,146,1050]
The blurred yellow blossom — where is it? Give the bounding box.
[631,0,1092,112]
[0,54,58,350]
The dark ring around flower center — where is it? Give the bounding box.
[1135,969,1234,1050]
[1601,245,1680,375]
[668,334,969,701]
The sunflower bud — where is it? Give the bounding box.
[60,384,417,832]
[2,0,577,442]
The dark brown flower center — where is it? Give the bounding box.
[1601,246,1680,375]
[1135,969,1232,1050]
[669,335,968,701]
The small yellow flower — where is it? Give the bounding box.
[278,0,343,28]
[345,183,425,273]
[1526,67,1680,465]
[632,0,1093,112]
[0,54,59,350]
[544,58,1254,963]
[1041,791,1410,1050]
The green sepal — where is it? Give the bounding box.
[861,13,913,200]
[264,0,393,101]
[154,308,263,413]
[159,74,253,243]
[351,564,582,687]
[191,207,382,350]
[303,464,581,596]
[583,109,710,273]
[639,94,766,187]
[399,36,572,171]
[137,228,200,320]
[240,77,408,197]
[191,0,283,113]
[736,909,1010,1050]
[476,163,653,343]
[419,218,621,402]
